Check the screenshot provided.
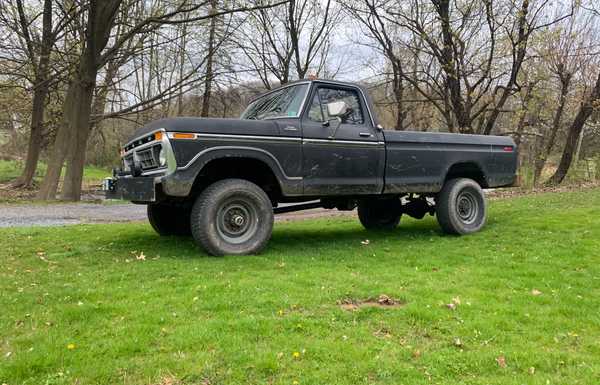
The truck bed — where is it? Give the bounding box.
[382,130,517,193]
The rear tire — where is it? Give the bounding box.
[436,178,487,235]
[357,198,402,230]
[190,179,273,256]
[147,204,191,236]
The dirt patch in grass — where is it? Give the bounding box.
[338,294,404,310]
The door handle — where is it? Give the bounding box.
[359,132,373,138]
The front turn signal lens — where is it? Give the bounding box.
[154,131,163,141]
[172,133,196,140]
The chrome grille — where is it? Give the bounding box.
[137,147,157,169]
[122,144,163,173]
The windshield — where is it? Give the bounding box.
[241,84,309,120]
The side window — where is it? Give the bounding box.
[317,87,365,125]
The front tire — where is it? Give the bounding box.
[357,198,402,230]
[190,179,274,256]
[147,203,191,236]
[436,178,487,235]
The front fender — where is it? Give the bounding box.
[160,146,303,197]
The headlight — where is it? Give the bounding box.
[159,147,167,166]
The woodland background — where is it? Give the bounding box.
[1,0,600,201]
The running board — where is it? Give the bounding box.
[273,202,324,214]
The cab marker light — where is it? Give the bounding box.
[503,146,514,152]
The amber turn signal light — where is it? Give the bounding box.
[172,133,196,139]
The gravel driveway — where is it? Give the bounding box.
[0,202,354,228]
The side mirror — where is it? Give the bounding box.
[326,101,350,118]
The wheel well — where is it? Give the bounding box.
[445,162,488,188]
[190,157,282,202]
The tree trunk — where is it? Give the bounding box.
[534,74,571,184]
[177,23,187,116]
[36,83,80,200]
[12,84,48,188]
[435,0,471,133]
[391,59,406,131]
[513,82,534,148]
[513,83,535,186]
[200,0,217,117]
[60,62,98,201]
[12,0,53,188]
[546,72,600,185]
[481,0,530,135]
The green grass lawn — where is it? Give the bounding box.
[1,189,599,385]
[0,159,110,185]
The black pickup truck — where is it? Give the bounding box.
[104,79,517,255]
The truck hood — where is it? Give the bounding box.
[128,117,280,143]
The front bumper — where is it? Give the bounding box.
[103,176,157,202]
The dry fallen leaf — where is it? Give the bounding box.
[136,252,146,261]
[531,289,542,296]
[412,349,422,359]
[361,239,370,245]
[377,294,395,305]
[528,366,536,375]
[496,355,507,368]
[453,338,463,347]
[446,303,456,310]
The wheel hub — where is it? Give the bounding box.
[231,214,245,227]
[216,199,258,244]
[456,191,478,224]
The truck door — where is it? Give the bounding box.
[301,84,385,195]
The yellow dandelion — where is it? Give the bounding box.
[292,351,300,359]
[277,309,284,316]
[67,343,76,350]
[293,381,299,385]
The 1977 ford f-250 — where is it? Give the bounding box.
[104,79,517,255]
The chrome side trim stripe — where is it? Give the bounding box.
[168,132,383,146]
[303,138,384,146]
[168,132,301,142]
